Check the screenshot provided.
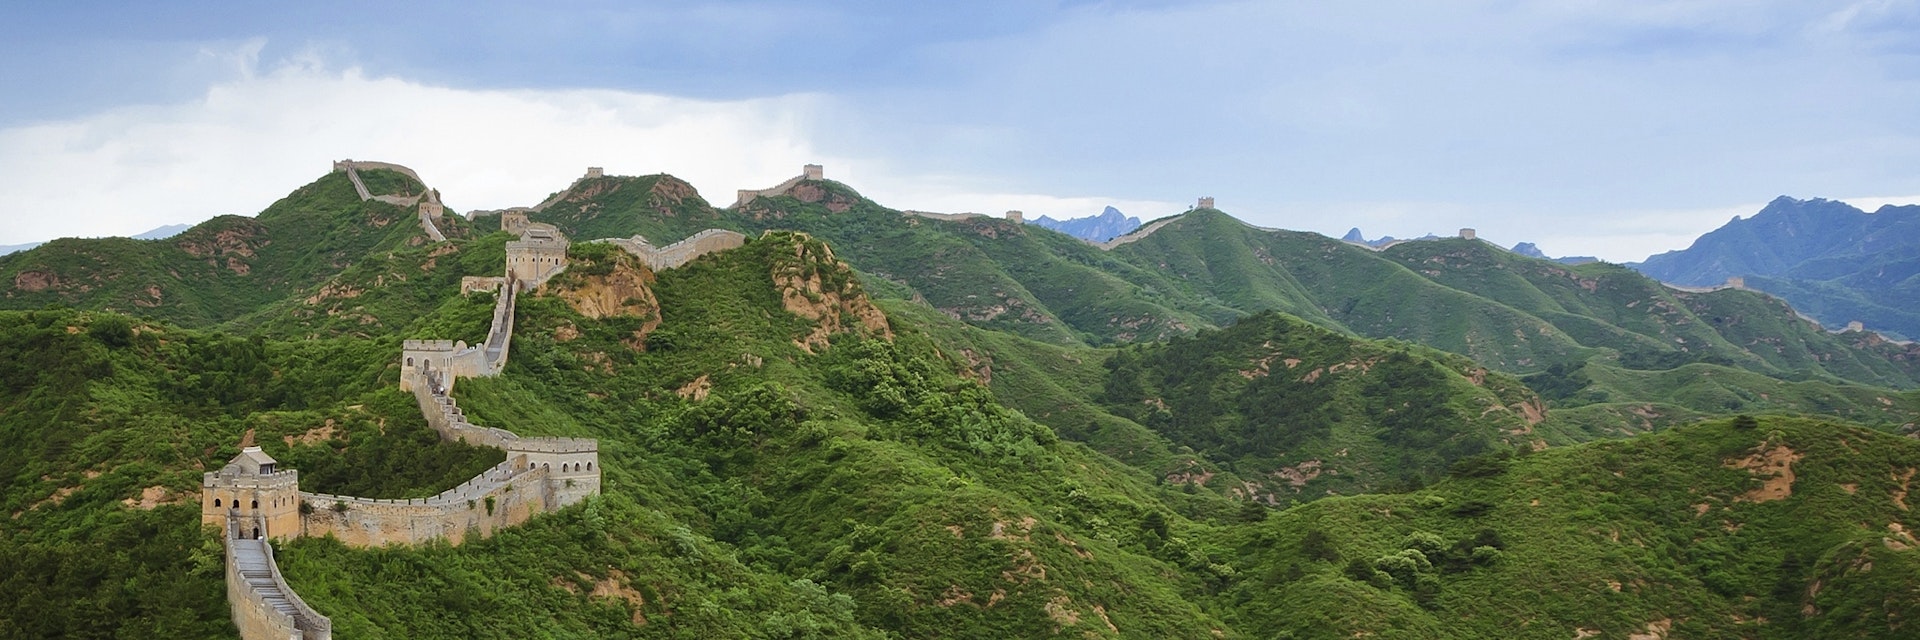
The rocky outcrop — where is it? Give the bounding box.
[540,249,662,323]
[769,233,892,352]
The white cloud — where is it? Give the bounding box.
[0,58,841,244]
[0,53,1190,246]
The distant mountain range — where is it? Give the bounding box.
[1632,196,1920,340]
[1342,229,1595,265]
[1030,206,1140,242]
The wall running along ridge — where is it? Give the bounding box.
[595,228,748,271]
[206,162,762,637]
[206,220,609,639]
[334,160,446,242]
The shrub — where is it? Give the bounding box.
[1402,531,1447,557]
[1471,545,1503,566]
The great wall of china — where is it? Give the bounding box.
[207,162,757,639]
[334,160,448,242]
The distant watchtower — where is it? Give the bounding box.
[1197,197,1215,209]
[202,447,302,541]
[585,167,604,178]
[1459,228,1477,240]
[1726,276,1746,290]
[803,164,824,180]
[1005,210,1024,223]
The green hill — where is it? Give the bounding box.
[0,170,470,328]
[1223,415,1920,639]
[5,167,1920,637]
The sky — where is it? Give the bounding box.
[3,1,1919,262]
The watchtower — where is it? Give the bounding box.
[586,167,604,178]
[506,224,569,288]
[803,164,824,180]
[1005,210,1024,223]
[1197,197,1215,209]
[499,210,531,235]
[1726,276,1746,290]
[202,447,303,541]
[1459,228,1477,240]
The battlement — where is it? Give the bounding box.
[404,339,458,351]
[1197,196,1215,209]
[732,164,825,208]
[598,228,747,272]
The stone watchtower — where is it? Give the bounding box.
[1459,228,1477,240]
[499,210,531,235]
[1197,197,1216,209]
[1005,210,1024,223]
[803,164,824,180]
[586,167,605,179]
[506,224,569,288]
[203,447,302,541]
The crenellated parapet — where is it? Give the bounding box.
[596,229,747,272]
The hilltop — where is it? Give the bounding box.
[1633,196,1920,341]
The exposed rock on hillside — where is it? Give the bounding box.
[539,246,661,323]
[769,232,891,352]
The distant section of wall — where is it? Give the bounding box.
[731,164,823,208]
[334,159,445,241]
[1092,215,1185,250]
[900,210,988,222]
[598,229,747,271]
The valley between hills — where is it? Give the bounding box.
[1,162,1917,638]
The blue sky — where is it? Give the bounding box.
[4,1,1919,261]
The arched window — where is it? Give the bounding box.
[586,462,592,470]
[407,357,415,367]
[214,498,222,507]
[251,499,258,509]
[252,527,261,539]
[543,463,550,470]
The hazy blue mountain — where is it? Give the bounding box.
[132,223,192,240]
[0,223,193,256]
[1632,196,1920,339]
[1030,206,1141,242]
[1510,242,1548,259]
[0,242,42,257]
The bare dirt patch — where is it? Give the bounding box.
[1627,618,1672,640]
[283,420,338,447]
[675,374,711,401]
[122,485,182,510]
[1895,468,1914,511]
[1726,443,1802,503]
[1272,460,1324,488]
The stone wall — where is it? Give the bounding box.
[202,469,303,541]
[731,165,821,208]
[225,527,331,640]
[299,462,551,547]
[598,229,748,272]
[334,160,445,241]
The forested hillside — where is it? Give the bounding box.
[2,166,1918,638]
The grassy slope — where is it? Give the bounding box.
[0,170,458,328]
[1220,415,1920,639]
